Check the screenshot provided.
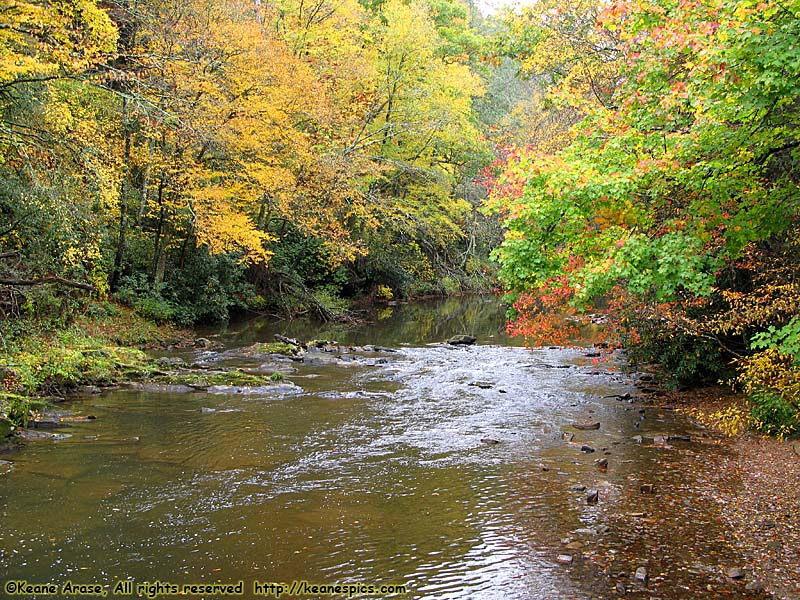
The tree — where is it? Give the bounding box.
[485,0,800,431]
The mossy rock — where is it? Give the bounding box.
[152,369,279,388]
[237,342,303,357]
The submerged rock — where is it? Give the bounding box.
[206,383,302,396]
[572,421,601,430]
[480,437,501,445]
[19,429,72,441]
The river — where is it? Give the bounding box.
[0,296,764,599]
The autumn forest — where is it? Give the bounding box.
[2,0,800,437]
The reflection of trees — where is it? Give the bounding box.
[231,296,511,347]
[372,296,509,345]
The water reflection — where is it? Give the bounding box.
[205,295,520,349]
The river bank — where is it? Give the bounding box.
[625,386,800,600]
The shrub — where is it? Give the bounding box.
[748,390,799,439]
[736,348,800,439]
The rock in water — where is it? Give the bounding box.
[195,337,212,348]
[480,437,501,445]
[572,421,601,430]
[447,335,477,346]
[634,567,648,584]
[556,554,574,565]
[727,567,745,580]
[586,489,599,504]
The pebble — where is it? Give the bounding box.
[634,566,648,583]
[556,554,574,565]
[586,489,599,504]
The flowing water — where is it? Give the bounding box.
[0,297,762,599]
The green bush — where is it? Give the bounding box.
[313,285,351,319]
[748,390,800,439]
[133,295,177,324]
[622,325,729,390]
[441,276,461,295]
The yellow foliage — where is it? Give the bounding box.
[680,403,750,437]
[193,202,274,265]
[0,0,117,84]
[735,349,800,405]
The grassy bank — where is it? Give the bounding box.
[1,303,192,441]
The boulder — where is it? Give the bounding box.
[447,335,477,346]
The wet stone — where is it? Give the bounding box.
[480,437,501,445]
[640,483,656,494]
[580,445,596,453]
[572,421,601,430]
[468,382,493,389]
[447,335,477,346]
[556,554,574,565]
[587,489,599,504]
[634,567,648,584]
[727,567,745,580]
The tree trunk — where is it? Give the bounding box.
[110,96,132,292]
